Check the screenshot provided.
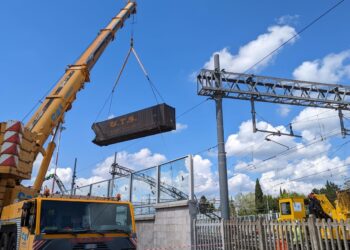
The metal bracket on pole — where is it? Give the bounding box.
[250,98,301,139]
[338,109,350,138]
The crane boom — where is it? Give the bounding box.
[27,1,136,151]
[0,1,136,211]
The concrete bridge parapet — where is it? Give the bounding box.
[135,200,198,249]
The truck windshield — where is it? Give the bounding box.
[40,200,132,234]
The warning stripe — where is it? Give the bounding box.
[0,154,18,167]
[5,121,23,133]
[33,240,48,250]
[1,131,22,144]
[0,142,20,155]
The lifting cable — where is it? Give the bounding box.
[95,36,165,121]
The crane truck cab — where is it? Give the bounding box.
[0,195,136,250]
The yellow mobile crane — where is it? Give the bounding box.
[0,2,137,249]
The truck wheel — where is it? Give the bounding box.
[0,233,8,250]
[7,234,16,250]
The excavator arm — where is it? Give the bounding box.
[0,1,136,210]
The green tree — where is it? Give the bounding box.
[199,195,215,214]
[264,195,279,212]
[255,178,265,214]
[229,197,236,217]
[235,192,256,216]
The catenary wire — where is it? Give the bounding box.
[243,0,345,74]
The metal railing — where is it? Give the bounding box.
[194,217,350,250]
[71,155,195,215]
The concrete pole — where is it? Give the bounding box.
[214,54,230,220]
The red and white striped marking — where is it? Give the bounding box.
[1,131,22,144]
[4,121,23,133]
[0,142,20,155]
[0,154,18,167]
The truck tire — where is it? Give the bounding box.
[0,233,8,250]
[7,234,16,250]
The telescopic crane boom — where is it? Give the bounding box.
[0,1,136,211]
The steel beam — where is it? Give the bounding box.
[198,70,350,110]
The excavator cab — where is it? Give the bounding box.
[278,197,307,221]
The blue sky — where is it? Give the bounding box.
[1,0,350,198]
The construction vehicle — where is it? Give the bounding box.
[278,191,350,241]
[278,191,350,222]
[0,1,138,249]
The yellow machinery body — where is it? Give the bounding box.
[278,192,350,241]
[278,197,307,221]
[0,195,136,250]
[0,1,138,249]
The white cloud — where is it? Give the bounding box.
[204,25,297,73]
[276,15,299,26]
[172,123,188,133]
[277,105,291,117]
[226,120,296,159]
[291,107,344,138]
[227,110,349,195]
[192,155,217,195]
[228,174,255,193]
[293,50,350,83]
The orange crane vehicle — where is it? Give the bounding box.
[0,2,137,249]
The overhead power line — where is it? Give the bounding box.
[244,0,345,73]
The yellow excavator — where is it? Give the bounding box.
[0,2,137,249]
[278,191,350,222]
[278,190,350,241]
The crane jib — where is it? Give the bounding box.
[28,71,76,131]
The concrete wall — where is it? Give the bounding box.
[135,200,197,250]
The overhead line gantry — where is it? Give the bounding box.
[197,54,350,219]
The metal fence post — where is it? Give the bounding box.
[156,165,160,203]
[189,155,194,202]
[257,217,266,250]
[129,173,133,202]
[193,219,197,250]
[221,220,226,250]
[307,215,320,250]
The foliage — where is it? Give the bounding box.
[264,195,279,212]
[199,195,215,214]
[235,192,256,216]
[255,179,265,214]
[229,197,236,217]
[312,180,340,205]
[279,191,305,199]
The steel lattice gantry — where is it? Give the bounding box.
[112,163,189,201]
[197,70,350,110]
[197,63,350,220]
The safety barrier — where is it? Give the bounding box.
[194,217,350,250]
[70,155,195,215]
